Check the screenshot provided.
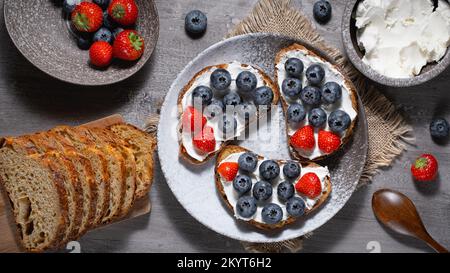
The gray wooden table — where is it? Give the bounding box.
[0,0,449,253]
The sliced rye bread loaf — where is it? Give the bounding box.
[87,127,136,217]
[66,126,126,223]
[108,123,156,199]
[25,133,84,242]
[51,126,110,227]
[0,143,69,252]
[32,131,98,237]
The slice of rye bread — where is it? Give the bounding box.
[50,126,110,227]
[108,123,156,199]
[33,131,98,237]
[177,62,281,165]
[25,133,84,242]
[87,127,136,217]
[215,145,331,230]
[65,126,126,223]
[0,144,69,252]
[274,43,358,162]
[1,136,78,245]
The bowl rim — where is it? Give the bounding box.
[341,0,450,88]
[3,0,160,86]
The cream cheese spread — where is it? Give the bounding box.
[355,0,450,78]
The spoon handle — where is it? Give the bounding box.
[421,233,449,253]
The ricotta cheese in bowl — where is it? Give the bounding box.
[355,0,450,79]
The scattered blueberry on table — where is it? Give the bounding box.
[313,0,332,24]
[185,10,208,37]
[430,118,449,139]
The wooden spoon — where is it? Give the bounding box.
[372,189,448,253]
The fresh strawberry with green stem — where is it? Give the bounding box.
[108,0,138,26]
[89,41,113,67]
[290,125,315,151]
[318,130,341,154]
[295,172,322,199]
[192,126,216,154]
[411,154,438,182]
[71,2,103,32]
[217,162,239,182]
[182,106,207,133]
[113,30,145,61]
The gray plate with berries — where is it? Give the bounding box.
[3,0,159,86]
[158,33,368,243]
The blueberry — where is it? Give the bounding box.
[112,28,124,39]
[236,102,257,121]
[103,11,118,30]
[185,10,208,36]
[321,82,342,104]
[211,69,232,91]
[430,118,449,139]
[328,110,351,133]
[306,64,325,86]
[308,108,327,128]
[285,58,304,78]
[282,78,302,99]
[286,197,306,217]
[259,160,280,181]
[277,182,295,202]
[218,115,237,137]
[236,71,257,93]
[76,35,92,50]
[63,0,80,14]
[204,99,224,119]
[313,1,332,24]
[236,196,257,218]
[254,86,274,106]
[233,175,252,196]
[252,181,273,202]
[94,0,110,10]
[238,152,258,172]
[223,92,242,108]
[192,85,213,106]
[93,27,113,44]
[261,203,283,224]
[287,103,306,124]
[283,161,301,179]
[301,86,321,105]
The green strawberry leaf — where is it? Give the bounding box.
[414,157,428,169]
[128,32,143,51]
[74,13,90,31]
[112,5,126,19]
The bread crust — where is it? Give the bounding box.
[215,145,331,230]
[177,63,281,165]
[274,43,359,162]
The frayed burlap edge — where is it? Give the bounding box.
[226,0,414,253]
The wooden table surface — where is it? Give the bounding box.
[0,0,449,253]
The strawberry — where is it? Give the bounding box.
[182,106,207,133]
[71,2,103,33]
[290,125,315,150]
[295,172,322,199]
[108,0,138,26]
[318,130,341,154]
[217,162,239,182]
[89,41,113,67]
[113,30,145,61]
[411,154,438,182]
[192,126,216,154]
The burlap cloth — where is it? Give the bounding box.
[225,0,414,253]
[146,0,413,254]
